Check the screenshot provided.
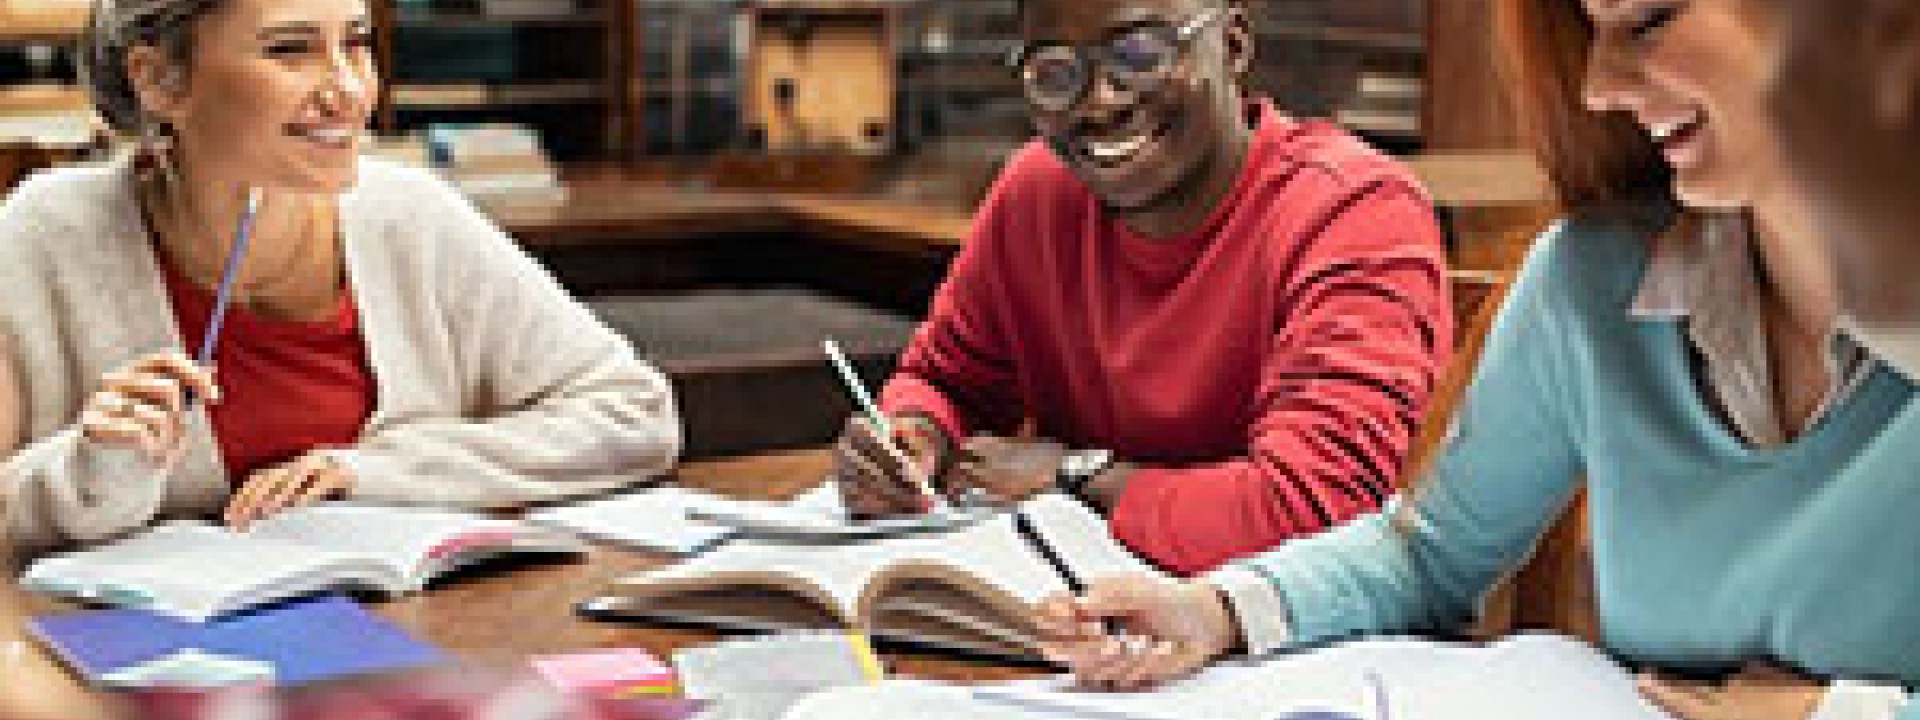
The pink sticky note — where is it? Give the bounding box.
[531,648,677,699]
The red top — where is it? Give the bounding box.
[160,257,376,484]
[880,101,1454,574]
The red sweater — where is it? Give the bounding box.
[162,260,376,484]
[880,102,1453,574]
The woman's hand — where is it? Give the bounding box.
[830,415,948,518]
[1033,574,1241,691]
[78,353,218,464]
[224,450,354,529]
[1637,664,1826,720]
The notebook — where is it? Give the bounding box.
[20,503,585,621]
[581,493,1161,662]
[30,596,447,688]
[532,647,678,698]
[673,632,887,720]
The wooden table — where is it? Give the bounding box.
[0,449,1044,720]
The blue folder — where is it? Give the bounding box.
[30,596,448,687]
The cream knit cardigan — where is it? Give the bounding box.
[0,157,681,554]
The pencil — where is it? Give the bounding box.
[822,338,944,511]
[186,186,261,407]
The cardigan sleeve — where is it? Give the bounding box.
[1221,222,1588,646]
[0,179,178,553]
[338,176,680,506]
[2,425,176,552]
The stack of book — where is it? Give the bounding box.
[1337,72,1423,138]
[0,83,98,148]
[423,122,564,198]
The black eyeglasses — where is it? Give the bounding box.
[1008,9,1224,113]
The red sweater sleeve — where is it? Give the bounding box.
[1109,182,1453,575]
[878,169,1027,441]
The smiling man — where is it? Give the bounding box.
[831,0,1453,574]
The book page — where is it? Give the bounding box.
[957,634,1672,720]
[247,503,557,586]
[617,534,905,622]
[1018,493,1161,590]
[19,522,399,621]
[527,485,847,555]
[863,493,1161,627]
[1419,633,1673,720]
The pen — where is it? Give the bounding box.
[186,186,262,406]
[1011,507,1087,593]
[822,338,944,511]
[1011,506,1127,638]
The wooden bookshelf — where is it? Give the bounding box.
[0,25,79,44]
[0,2,94,193]
[629,0,741,157]
[0,1,86,43]
[390,11,602,28]
[1257,22,1425,54]
[356,0,1549,275]
[391,80,607,109]
[372,0,633,162]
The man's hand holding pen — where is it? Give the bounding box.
[832,414,952,518]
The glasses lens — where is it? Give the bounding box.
[1106,28,1177,83]
[1022,47,1086,107]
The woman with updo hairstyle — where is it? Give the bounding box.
[0,0,680,555]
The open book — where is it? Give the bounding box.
[20,503,585,622]
[582,493,1161,661]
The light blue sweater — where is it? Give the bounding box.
[1237,210,1920,694]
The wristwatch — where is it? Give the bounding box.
[1055,448,1115,504]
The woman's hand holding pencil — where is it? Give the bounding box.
[80,187,254,467]
[79,352,219,465]
[1034,574,1241,691]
